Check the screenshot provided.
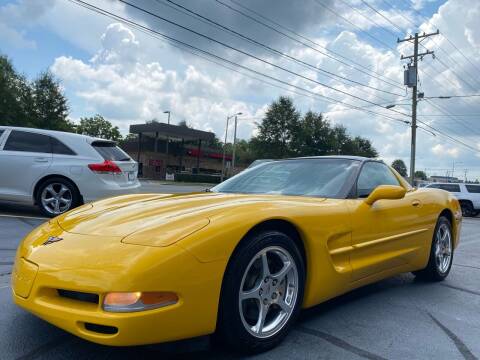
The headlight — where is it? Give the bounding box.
[103,291,178,312]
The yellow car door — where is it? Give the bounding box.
[346,161,426,281]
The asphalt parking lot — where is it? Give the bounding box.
[1,190,479,359]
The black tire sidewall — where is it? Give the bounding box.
[428,216,454,280]
[36,177,80,217]
[218,230,305,354]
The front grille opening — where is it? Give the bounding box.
[57,289,99,304]
[84,322,118,335]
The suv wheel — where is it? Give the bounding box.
[36,177,80,217]
[460,200,475,217]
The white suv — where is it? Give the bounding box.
[424,182,480,217]
[0,126,140,217]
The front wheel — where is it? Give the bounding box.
[413,216,453,281]
[217,230,305,354]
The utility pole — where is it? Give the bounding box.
[398,30,438,185]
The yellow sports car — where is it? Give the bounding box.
[12,156,461,353]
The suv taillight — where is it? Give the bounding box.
[88,160,122,174]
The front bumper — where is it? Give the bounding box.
[12,236,225,346]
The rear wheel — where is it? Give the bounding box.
[36,177,81,217]
[217,230,305,354]
[460,200,475,217]
[413,216,453,281]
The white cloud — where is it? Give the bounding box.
[431,143,459,158]
[0,0,54,49]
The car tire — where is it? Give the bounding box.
[35,177,81,217]
[460,201,475,217]
[216,229,305,354]
[413,216,453,281]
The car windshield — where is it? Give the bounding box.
[212,158,360,198]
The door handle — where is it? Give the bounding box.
[412,200,421,207]
[34,157,49,163]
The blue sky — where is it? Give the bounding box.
[2,0,480,180]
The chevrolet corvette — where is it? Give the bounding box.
[12,156,461,353]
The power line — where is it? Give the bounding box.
[215,0,405,90]
[443,35,480,75]
[67,0,411,128]
[116,0,411,117]
[423,98,480,138]
[156,0,403,98]
[360,0,406,34]
[311,0,398,52]
[424,94,480,99]
[337,0,399,39]
[417,119,480,153]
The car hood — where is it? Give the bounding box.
[55,192,322,247]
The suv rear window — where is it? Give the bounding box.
[51,137,76,155]
[439,184,461,192]
[91,141,130,161]
[466,185,480,193]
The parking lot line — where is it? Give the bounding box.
[0,214,47,221]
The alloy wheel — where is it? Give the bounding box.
[238,246,298,339]
[41,183,73,215]
[435,223,452,274]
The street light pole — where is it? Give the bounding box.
[231,115,238,175]
[163,110,171,155]
[221,112,242,181]
[221,115,231,182]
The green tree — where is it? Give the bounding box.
[77,114,122,141]
[415,170,427,180]
[178,119,189,128]
[391,159,408,177]
[31,71,73,131]
[0,55,33,127]
[294,110,331,156]
[252,96,300,158]
[342,136,378,158]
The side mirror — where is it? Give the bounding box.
[364,185,406,205]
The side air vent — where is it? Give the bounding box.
[57,289,99,304]
[84,322,118,335]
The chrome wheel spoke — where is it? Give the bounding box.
[253,303,269,334]
[59,197,71,204]
[240,285,261,301]
[261,252,270,278]
[277,297,291,313]
[58,185,69,197]
[272,261,292,281]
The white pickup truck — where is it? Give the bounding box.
[424,182,480,217]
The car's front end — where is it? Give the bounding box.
[11,195,226,346]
